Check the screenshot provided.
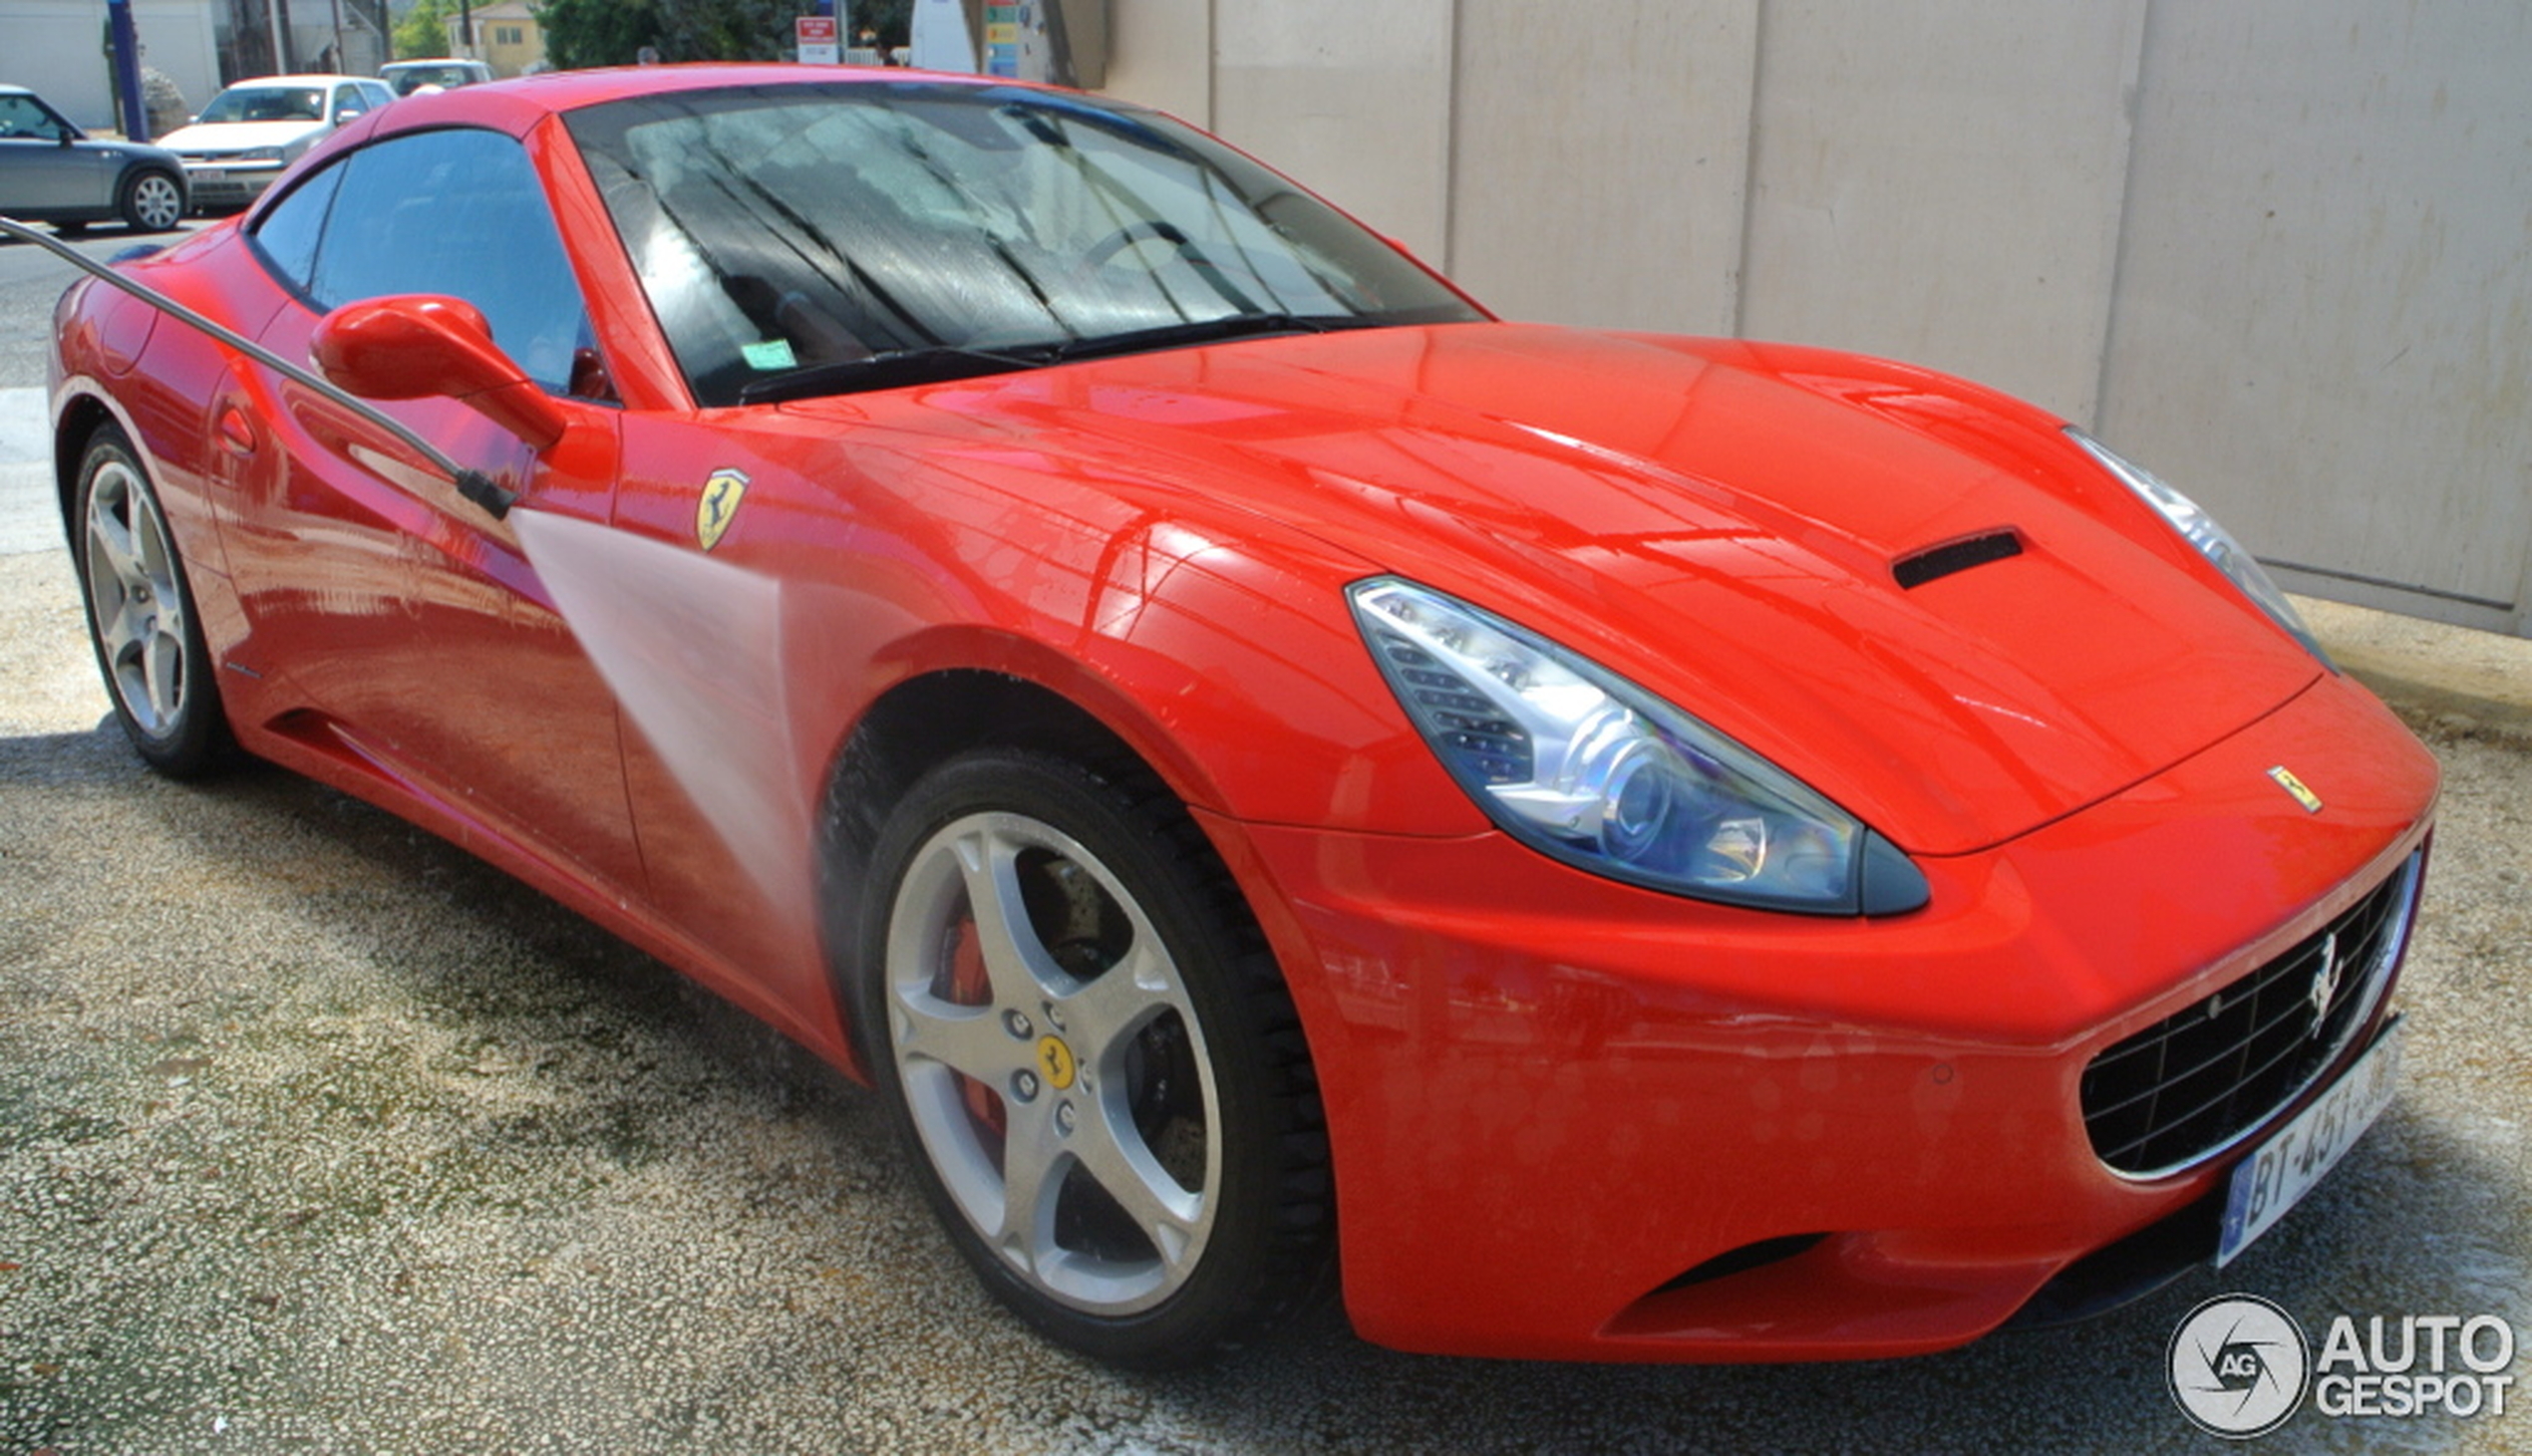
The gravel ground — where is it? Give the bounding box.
[3,531,2528,1453]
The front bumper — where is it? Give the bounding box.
[1205,669,2437,1361]
[178,162,284,209]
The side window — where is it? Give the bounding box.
[248,160,348,292]
[304,129,596,395]
[0,95,67,142]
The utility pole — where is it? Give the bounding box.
[266,0,290,74]
[106,0,150,141]
[460,0,475,58]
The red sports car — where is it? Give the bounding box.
[43,65,2437,1367]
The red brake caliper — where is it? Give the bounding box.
[949,916,1008,1137]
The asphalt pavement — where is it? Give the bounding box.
[0,253,2527,1451]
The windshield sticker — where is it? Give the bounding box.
[742,339,797,371]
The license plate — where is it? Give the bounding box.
[2217,1017,2401,1266]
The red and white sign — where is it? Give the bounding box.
[796,15,840,64]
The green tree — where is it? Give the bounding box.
[650,0,793,62]
[536,0,912,68]
[394,0,455,59]
[537,0,666,69]
[854,0,911,47]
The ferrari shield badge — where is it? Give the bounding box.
[2268,764,2324,813]
[697,468,749,551]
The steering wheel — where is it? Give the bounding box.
[1080,219,1207,274]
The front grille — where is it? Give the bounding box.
[2080,852,2420,1177]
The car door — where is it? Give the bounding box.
[0,94,108,212]
[213,126,644,897]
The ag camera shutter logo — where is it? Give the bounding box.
[2169,1296,2519,1435]
[2168,1295,2311,1438]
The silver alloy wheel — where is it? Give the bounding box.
[883,809,1221,1315]
[83,457,189,736]
[127,172,184,231]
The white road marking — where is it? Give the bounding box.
[0,388,58,557]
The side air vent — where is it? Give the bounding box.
[1892,529,2024,589]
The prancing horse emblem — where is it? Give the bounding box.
[2267,764,2324,813]
[697,468,749,551]
[2307,931,2342,1036]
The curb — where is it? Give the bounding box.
[2299,597,2532,749]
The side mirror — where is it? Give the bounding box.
[333,108,362,125]
[312,294,566,451]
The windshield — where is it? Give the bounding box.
[565,83,1485,406]
[197,86,326,125]
[386,65,477,95]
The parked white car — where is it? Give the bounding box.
[158,74,394,210]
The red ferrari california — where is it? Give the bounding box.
[41,65,2436,1367]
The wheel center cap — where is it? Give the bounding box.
[1034,1034,1078,1090]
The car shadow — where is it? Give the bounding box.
[3,717,2519,1450]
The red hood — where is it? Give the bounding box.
[793,323,2320,856]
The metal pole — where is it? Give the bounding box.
[0,214,517,519]
[328,0,345,73]
[106,0,151,142]
[266,0,289,73]
[461,0,475,56]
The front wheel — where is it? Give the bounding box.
[73,425,232,776]
[853,748,1332,1367]
[118,169,185,232]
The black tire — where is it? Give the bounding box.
[852,747,1332,1368]
[71,424,233,777]
[117,169,186,232]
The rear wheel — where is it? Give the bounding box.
[854,748,1331,1367]
[118,169,185,232]
[73,425,232,777]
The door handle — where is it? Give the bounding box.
[216,405,257,456]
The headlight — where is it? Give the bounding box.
[234,146,286,163]
[1349,578,1928,915]
[2066,429,2331,666]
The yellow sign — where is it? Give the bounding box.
[696,468,748,551]
[1035,1034,1078,1091]
[2267,765,2324,814]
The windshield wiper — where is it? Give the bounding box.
[1043,312,1386,364]
[740,314,1389,405]
[737,343,1061,404]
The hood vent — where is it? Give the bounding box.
[1892,529,2024,589]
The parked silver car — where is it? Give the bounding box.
[0,84,188,232]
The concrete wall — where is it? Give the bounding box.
[2097,1,2532,631]
[2,0,223,133]
[1212,2,1456,267]
[1096,0,2532,637]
